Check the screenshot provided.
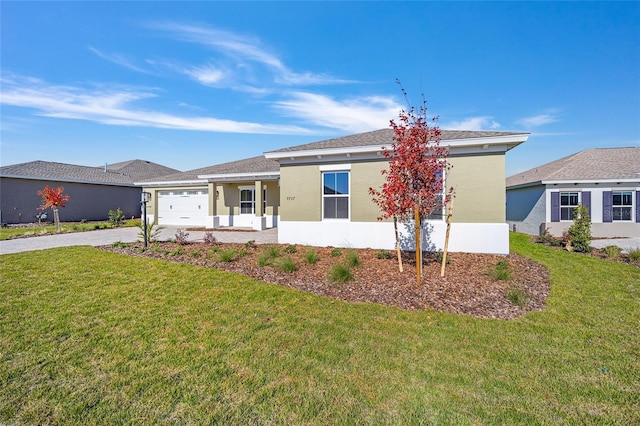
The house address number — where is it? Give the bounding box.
[286,196,296,201]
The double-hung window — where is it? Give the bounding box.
[612,191,632,221]
[560,192,579,221]
[323,171,349,219]
[239,188,255,214]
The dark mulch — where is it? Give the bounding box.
[100,241,550,320]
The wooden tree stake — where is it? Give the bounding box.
[440,198,454,277]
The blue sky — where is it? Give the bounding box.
[1,1,639,176]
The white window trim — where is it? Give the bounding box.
[322,170,350,221]
[612,190,634,222]
[239,187,255,215]
[560,191,580,222]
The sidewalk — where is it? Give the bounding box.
[0,226,278,255]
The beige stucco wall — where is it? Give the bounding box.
[143,181,280,221]
[279,165,322,221]
[447,153,505,223]
[279,152,506,224]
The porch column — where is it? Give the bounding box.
[253,180,266,230]
[207,182,220,228]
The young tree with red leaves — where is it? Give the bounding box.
[369,83,454,283]
[37,185,70,232]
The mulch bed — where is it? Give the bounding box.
[100,241,550,320]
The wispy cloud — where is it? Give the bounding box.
[182,64,227,86]
[443,116,501,131]
[0,75,313,135]
[274,92,401,133]
[88,46,152,74]
[147,21,355,88]
[517,110,560,128]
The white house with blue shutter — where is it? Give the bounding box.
[506,147,640,238]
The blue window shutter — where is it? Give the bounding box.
[603,191,613,223]
[582,191,591,217]
[550,192,560,222]
[636,191,640,223]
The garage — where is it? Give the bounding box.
[157,190,208,227]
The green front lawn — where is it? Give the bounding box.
[1,233,638,424]
[0,220,140,240]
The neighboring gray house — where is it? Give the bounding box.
[0,159,178,224]
[506,147,640,238]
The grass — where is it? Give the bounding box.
[1,233,638,424]
[0,220,139,240]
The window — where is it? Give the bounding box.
[323,171,349,219]
[560,192,579,221]
[263,187,267,216]
[612,191,632,221]
[240,188,254,214]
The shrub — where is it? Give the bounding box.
[190,248,203,258]
[284,244,297,254]
[137,221,163,243]
[266,245,281,259]
[492,259,511,281]
[245,240,256,248]
[277,256,298,273]
[108,207,125,227]
[257,251,272,267]
[219,249,236,262]
[602,245,622,259]
[536,228,563,247]
[628,248,640,262]
[111,241,128,248]
[376,249,392,259]
[305,248,319,265]
[170,247,185,256]
[174,229,190,245]
[330,248,342,257]
[329,264,354,283]
[434,251,450,265]
[507,287,529,308]
[203,232,217,244]
[347,251,360,267]
[566,204,592,253]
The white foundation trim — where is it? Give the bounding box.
[278,221,510,254]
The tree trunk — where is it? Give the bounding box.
[53,208,61,232]
[415,204,421,286]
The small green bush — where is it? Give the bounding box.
[137,221,163,243]
[628,248,640,261]
[376,249,392,259]
[277,256,298,273]
[170,247,185,256]
[284,244,297,254]
[536,228,563,247]
[257,251,272,267]
[602,245,622,259]
[492,259,511,281]
[329,264,353,283]
[566,204,592,253]
[219,249,236,262]
[434,251,450,265]
[305,249,319,265]
[266,245,281,259]
[330,248,342,257]
[507,287,529,308]
[108,207,125,227]
[190,248,203,258]
[111,241,128,248]
[245,240,256,248]
[347,251,360,267]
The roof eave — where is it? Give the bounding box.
[198,171,280,183]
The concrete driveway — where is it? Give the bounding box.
[590,237,640,253]
[0,226,278,255]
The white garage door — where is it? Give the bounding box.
[157,190,208,227]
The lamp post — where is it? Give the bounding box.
[141,192,151,247]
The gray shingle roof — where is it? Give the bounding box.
[268,128,525,153]
[140,156,280,183]
[0,159,179,185]
[506,147,640,187]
